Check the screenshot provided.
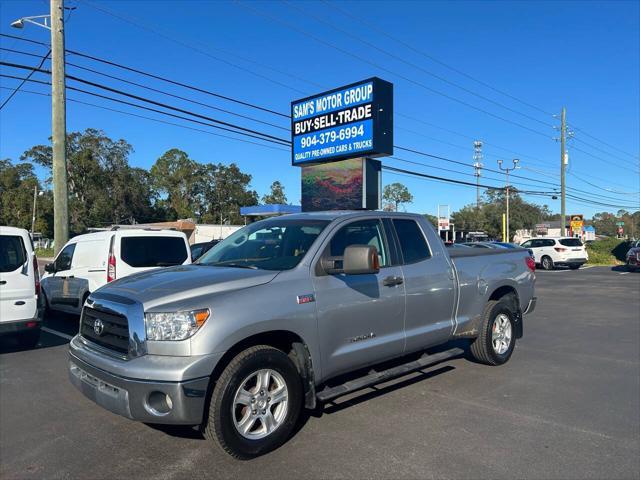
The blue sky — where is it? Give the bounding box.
[1,0,638,218]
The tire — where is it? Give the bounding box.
[16,328,40,348]
[204,345,303,459]
[541,256,554,270]
[569,264,581,270]
[469,299,516,366]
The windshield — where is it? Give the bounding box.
[197,219,330,270]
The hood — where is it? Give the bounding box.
[95,264,279,309]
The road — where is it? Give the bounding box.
[1,266,639,479]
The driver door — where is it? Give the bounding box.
[46,243,76,312]
[312,219,406,381]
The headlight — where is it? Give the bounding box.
[145,309,210,341]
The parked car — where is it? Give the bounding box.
[41,228,191,316]
[0,226,42,347]
[489,242,534,257]
[520,237,588,270]
[190,240,220,261]
[69,211,536,459]
[626,243,640,272]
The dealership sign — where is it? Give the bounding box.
[291,78,393,165]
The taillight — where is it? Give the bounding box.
[33,255,40,296]
[107,235,116,282]
[554,247,567,252]
[525,256,536,272]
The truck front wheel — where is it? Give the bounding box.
[469,299,516,365]
[204,345,303,459]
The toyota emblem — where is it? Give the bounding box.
[93,318,105,336]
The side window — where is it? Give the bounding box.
[530,240,542,248]
[521,240,532,248]
[544,240,556,247]
[329,220,388,267]
[392,219,431,264]
[55,243,76,271]
[0,235,26,272]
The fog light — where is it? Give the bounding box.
[146,391,173,416]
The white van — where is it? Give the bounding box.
[41,228,191,315]
[0,226,42,347]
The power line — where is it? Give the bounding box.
[570,144,640,174]
[76,0,309,95]
[322,0,556,118]
[0,86,290,152]
[0,73,291,147]
[570,135,639,167]
[79,0,323,93]
[284,0,554,129]
[236,1,554,140]
[0,38,291,118]
[568,123,639,160]
[0,49,50,110]
[0,61,291,145]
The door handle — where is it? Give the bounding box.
[0,280,6,285]
[383,275,403,286]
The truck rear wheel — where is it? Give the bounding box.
[204,345,303,459]
[469,299,516,366]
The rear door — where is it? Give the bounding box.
[0,233,36,322]
[391,218,456,352]
[117,234,190,278]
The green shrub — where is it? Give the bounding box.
[586,238,630,265]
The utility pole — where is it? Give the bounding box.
[560,107,567,237]
[51,0,68,254]
[31,185,38,235]
[473,140,483,210]
[497,159,520,242]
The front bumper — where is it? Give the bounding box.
[69,352,210,425]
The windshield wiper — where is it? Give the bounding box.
[207,262,259,270]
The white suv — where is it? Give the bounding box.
[520,237,589,270]
[0,226,42,347]
[41,228,191,316]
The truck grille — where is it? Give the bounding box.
[80,307,129,355]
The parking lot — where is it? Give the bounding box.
[1,266,638,479]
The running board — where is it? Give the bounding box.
[316,347,464,403]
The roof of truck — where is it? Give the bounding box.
[274,211,423,221]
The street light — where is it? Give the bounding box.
[497,158,520,242]
[11,1,69,255]
[31,186,45,236]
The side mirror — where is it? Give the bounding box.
[44,263,56,273]
[343,245,380,275]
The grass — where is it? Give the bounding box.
[35,247,55,259]
[586,238,630,266]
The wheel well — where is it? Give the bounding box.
[489,285,520,313]
[208,330,316,410]
[489,286,522,338]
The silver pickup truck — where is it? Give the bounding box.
[69,211,536,458]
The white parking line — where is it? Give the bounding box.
[619,272,630,275]
[41,327,73,341]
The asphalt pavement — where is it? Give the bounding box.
[1,266,639,479]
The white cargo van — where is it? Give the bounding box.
[41,228,191,315]
[0,226,42,347]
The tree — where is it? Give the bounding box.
[22,129,156,232]
[423,214,438,228]
[0,159,53,235]
[261,181,287,204]
[383,182,413,211]
[452,189,556,240]
[201,163,258,224]
[150,148,204,220]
